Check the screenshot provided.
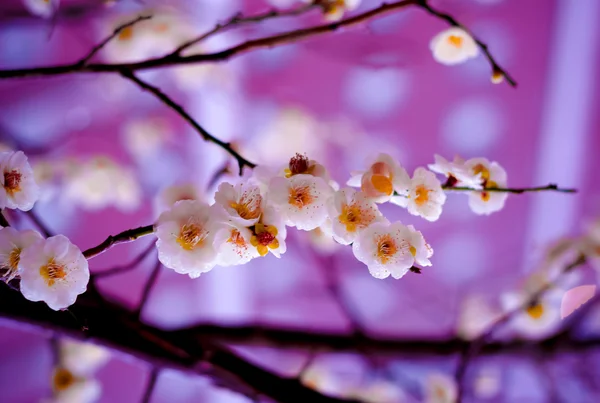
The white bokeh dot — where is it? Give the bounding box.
[434,232,489,285]
[344,67,411,118]
[442,98,503,154]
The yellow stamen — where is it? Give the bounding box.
[288,186,313,208]
[472,164,490,181]
[526,303,544,320]
[409,246,417,257]
[447,34,463,48]
[40,260,67,287]
[176,223,204,251]
[370,175,393,196]
[376,234,397,264]
[8,248,21,270]
[414,185,430,206]
[52,368,76,392]
[229,192,262,221]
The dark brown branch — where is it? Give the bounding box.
[0,285,362,403]
[92,242,156,278]
[79,15,152,65]
[141,367,160,403]
[416,0,517,86]
[171,3,318,55]
[134,259,162,319]
[82,224,155,260]
[25,210,53,237]
[0,210,10,227]
[0,0,512,88]
[443,183,577,194]
[120,70,256,175]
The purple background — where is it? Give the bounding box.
[1,0,600,402]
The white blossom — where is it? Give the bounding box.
[156,200,219,278]
[464,158,508,215]
[214,182,264,226]
[327,187,385,245]
[214,221,260,266]
[18,235,89,311]
[59,340,110,377]
[0,151,40,211]
[456,294,501,340]
[153,183,202,216]
[430,27,479,65]
[394,167,446,222]
[46,367,101,403]
[347,153,410,203]
[319,0,361,22]
[352,221,416,280]
[269,174,333,231]
[424,373,458,403]
[22,0,59,19]
[63,157,141,212]
[500,288,562,339]
[0,227,43,281]
[249,205,287,258]
[427,154,482,189]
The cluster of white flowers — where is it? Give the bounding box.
[44,340,110,403]
[156,152,509,280]
[0,227,90,311]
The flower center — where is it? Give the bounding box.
[40,261,67,287]
[53,368,76,392]
[251,223,280,256]
[370,174,393,196]
[472,164,490,182]
[339,203,370,233]
[8,247,21,270]
[526,303,544,320]
[118,26,134,41]
[4,170,22,194]
[229,192,262,220]
[257,231,275,246]
[409,245,417,257]
[414,185,430,206]
[287,153,310,176]
[288,186,313,208]
[376,235,398,264]
[447,34,464,48]
[177,223,205,251]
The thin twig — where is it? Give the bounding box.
[416,0,517,86]
[26,210,53,237]
[141,367,160,403]
[82,224,155,260]
[119,69,256,175]
[134,258,162,319]
[443,183,577,194]
[79,15,152,66]
[453,254,587,402]
[92,242,156,279]
[0,210,10,227]
[171,3,317,55]
[0,0,512,87]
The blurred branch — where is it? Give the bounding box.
[416,0,517,86]
[0,284,364,403]
[0,210,10,227]
[78,15,153,65]
[141,367,160,403]
[119,70,256,174]
[453,254,588,402]
[134,259,162,319]
[0,0,513,88]
[443,184,577,194]
[82,224,155,259]
[171,3,318,55]
[91,242,156,278]
[25,209,53,237]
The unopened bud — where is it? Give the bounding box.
[491,69,505,84]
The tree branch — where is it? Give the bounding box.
[82,224,155,260]
[119,70,256,175]
[0,285,363,403]
[78,15,153,66]
[134,259,162,319]
[0,0,513,88]
[141,367,160,403]
[443,184,577,194]
[171,3,318,56]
